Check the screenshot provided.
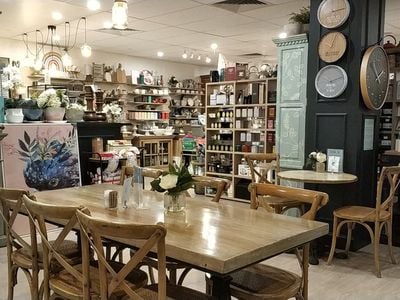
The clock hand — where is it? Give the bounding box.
[372,62,381,84]
[376,70,384,82]
[330,33,338,48]
[332,7,346,12]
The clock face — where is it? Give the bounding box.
[315,65,348,98]
[317,0,351,29]
[360,45,389,110]
[318,32,347,63]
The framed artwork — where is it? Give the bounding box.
[2,123,81,191]
[93,63,104,81]
[327,148,344,173]
[0,57,10,97]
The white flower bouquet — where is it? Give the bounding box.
[68,102,85,111]
[103,103,122,116]
[150,164,194,197]
[306,151,327,170]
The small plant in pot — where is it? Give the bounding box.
[66,102,85,123]
[4,98,24,123]
[19,99,44,122]
[37,89,69,122]
[285,6,310,36]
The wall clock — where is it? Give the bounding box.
[318,32,347,63]
[317,0,351,29]
[360,45,389,110]
[315,65,348,98]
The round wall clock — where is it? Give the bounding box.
[315,65,348,98]
[318,32,347,63]
[317,0,351,29]
[360,45,389,110]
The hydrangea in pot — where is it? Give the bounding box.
[103,103,122,122]
[37,89,69,122]
[151,164,194,212]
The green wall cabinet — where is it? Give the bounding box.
[274,34,308,169]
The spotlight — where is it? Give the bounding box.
[157,51,164,57]
[87,0,100,11]
[279,32,287,39]
[182,51,188,59]
[205,56,211,63]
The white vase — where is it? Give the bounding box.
[44,107,65,122]
[283,23,302,36]
[6,108,24,123]
[65,108,84,122]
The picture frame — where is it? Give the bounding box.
[0,57,10,97]
[327,148,344,173]
[92,63,104,82]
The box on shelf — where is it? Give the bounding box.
[238,164,251,176]
[236,63,248,80]
[216,94,227,105]
[225,67,236,81]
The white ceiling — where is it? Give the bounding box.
[0,0,399,66]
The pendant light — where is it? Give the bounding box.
[112,0,128,30]
[80,17,92,57]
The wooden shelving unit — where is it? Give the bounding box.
[205,78,277,201]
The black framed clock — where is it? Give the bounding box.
[360,45,389,110]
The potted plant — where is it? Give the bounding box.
[306,151,327,172]
[285,6,310,36]
[66,102,85,122]
[37,89,68,122]
[151,164,194,212]
[4,98,24,123]
[19,99,43,122]
[2,63,24,99]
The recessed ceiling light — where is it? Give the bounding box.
[205,56,211,63]
[182,51,188,59]
[190,52,194,59]
[279,32,287,39]
[157,51,164,57]
[52,11,63,21]
[210,43,218,51]
[87,0,100,11]
[103,21,113,29]
[197,54,201,60]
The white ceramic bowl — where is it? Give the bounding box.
[153,128,165,136]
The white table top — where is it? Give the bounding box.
[278,170,358,184]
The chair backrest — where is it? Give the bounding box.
[375,166,400,220]
[120,166,163,187]
[76,210,167,300]
[22,194,88,300]
[249,183,329,220]
[245,153,280,184]
[0,189,37,268]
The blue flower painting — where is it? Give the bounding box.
[17,129,80,191]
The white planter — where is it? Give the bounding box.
[6,108,24,123]
[44,107,65,122]
[283,23,302,36]
[65,108,84,122]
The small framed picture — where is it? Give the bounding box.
[327,149,344,173]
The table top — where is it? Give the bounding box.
[34,184,328,275]
[278,170,358,184]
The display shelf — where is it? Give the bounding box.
[126,101,165,105]
[205,172,233,177]
[170,117,198,120]
[205,78,277,201]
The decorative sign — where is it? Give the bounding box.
[363,118,375,151]
[327,149,344,173]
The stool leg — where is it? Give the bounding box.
[327,215,339,265]
[345,222,353,256]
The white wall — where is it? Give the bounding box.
[0,37,212,97]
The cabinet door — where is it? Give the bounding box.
[141,140,159,167]
[159,140,172,166]
[274,34,308,169]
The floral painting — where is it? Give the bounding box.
[2,124,81,191]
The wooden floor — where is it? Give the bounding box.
[1,235,399,300]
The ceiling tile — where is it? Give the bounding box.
[127,0,201,19]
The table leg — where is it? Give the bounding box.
[210,274,232,300]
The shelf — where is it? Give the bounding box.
[205,172,233,177]
[206,128,234,131]
[206,150,232,154]
[171,105,205,109]
[127,102,166,105]
[235,128,267,131]
[131,83,167,89]
[207,105,234,108]
[234,175,252,180]
[206,81,236,86]
[170,117,198,120]
[235,104,267,107]
[129,93,169,97]
[170,93,204,96]
[127,119,169,122]
[127,109,165,112]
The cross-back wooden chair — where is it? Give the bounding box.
[228,183,329,300]
[327,166,400,278]
[245,153,301,213]
[22,195,148,300]
[76,209,215,300]
[0,189,40,300]
[120,166,163,187]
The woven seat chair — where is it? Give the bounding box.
[245,153,301,213]
[327,166,400,278]
[76,209,215,300]
[227,183,329,300]
[22,195,148,300]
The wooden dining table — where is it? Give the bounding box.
[34,184,329,299]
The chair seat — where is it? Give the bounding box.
[50,261,148,299]
[137,283,215,300]
[230,264,302,300]
[12,240,81,269]
[334,206,390,222]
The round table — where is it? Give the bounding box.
[277,169,358,264]
[277,170,358,184]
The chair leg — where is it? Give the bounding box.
[169,268,177,285]
[8,265,18,300]
[327,215,339,265]
[148,265,156,284]
[385,221,397,264]
[373,222,381,278]
[345,222,354,256]
[105,245,111,261]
